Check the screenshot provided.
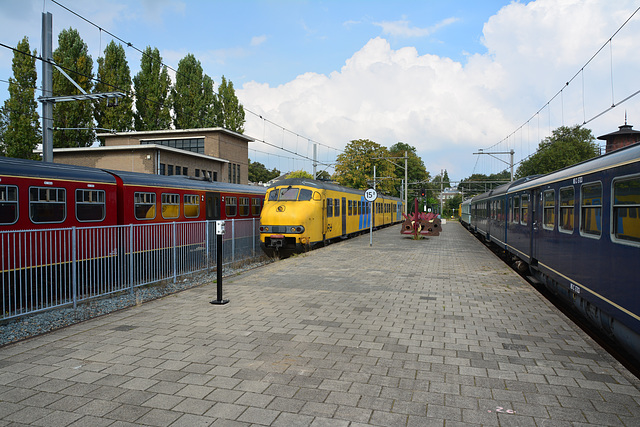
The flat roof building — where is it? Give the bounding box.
[50,128,252,184]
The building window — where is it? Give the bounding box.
[195,169,200,178]
[226,197,237,217]
[176,166,181,175]
[212,171,217,181]
[159,163,166,175]
[543,190,555,230]
[612,175,640,244]
[134,192,156,220]
[168,165,174,176]
[559,187,574,233]
[0,185,18,225]
[183,167,188,176]
[581,182,602,237]
[184,194,200,218]
[161,193,180,219]
[29,187,66,223]
[141,138,204,154]
[228,165,232,183]
[76,189,106,222]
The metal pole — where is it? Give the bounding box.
[313,143,317,179]
[211,221,229,305]
[404,151,408,215]
[510,149,514,182]
[41,12,53,162]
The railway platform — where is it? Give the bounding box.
[0,222,638,426]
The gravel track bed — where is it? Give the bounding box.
[0,259,273,347]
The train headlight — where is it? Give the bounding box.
[260,226,268,232]
[291,226,304,233]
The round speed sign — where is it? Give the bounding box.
[364,188,378,202]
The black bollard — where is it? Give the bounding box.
[210,220,229,305]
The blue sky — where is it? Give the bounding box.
[1,0,640,183]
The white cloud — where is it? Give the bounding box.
[250,35,267,47]
[374,17,459,38]
[239,0,640,179]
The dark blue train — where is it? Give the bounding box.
[461,142,640,361]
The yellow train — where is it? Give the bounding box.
[259,178,405,256]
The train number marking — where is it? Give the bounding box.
[570,283,581,294]
[572,176,583,185]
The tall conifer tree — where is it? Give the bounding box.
[94,41,133,139]
[171,54,212,129]
[52,28,95,148]
[2,37,41,159]
[213,76,245,133]
[133,46,171,131]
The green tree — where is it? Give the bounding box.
[2,36,40,159]
[458,171,510,197]
[52,28,95,148]
[133,46,171,131]
[516,125,599,177]
[213,76,245,133]
[334,139,394,194]
[171,53,212,129]
[286,170,314,179]
[248,159,280,183]
[389,142,429,200]
[94,41,133,139]
[0,107,7,156]
[316,170,331,180]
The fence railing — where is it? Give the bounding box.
[1,218,262,321]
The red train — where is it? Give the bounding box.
[1,157,266,318]
[1,157,265,230]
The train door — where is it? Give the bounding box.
[206,192,221,220]
[530,189,542,264]
[341,197,347,237]
[322,196,327,243]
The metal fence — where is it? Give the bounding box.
[0,218,262,320]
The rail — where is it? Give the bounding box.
[1,219,262,321]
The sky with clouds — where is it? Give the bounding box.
[1,0,639,183]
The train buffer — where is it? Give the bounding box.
[401,199,442,237]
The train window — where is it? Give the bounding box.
[268,190,278,201]
[279,187,298,201]
[239,197,250,216]
[134,192,156,220]
[30,187,66,223]
[299,189,313,201]
[520,195,529,225]
[543,190,555,230]
[0,185,18,225]
[512,196,520,223]
[251,198,262,216]
[334,198,340,216]
[348,200,353,216]
[161,193,180,219]
[327,198,333,217]
[76,189,106,222]
[612,176,640,244]
[226,196,237,217]
[184,194,200,218]
[580,182,602,237]
[559,187,574,233]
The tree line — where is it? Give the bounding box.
[0,32,245,159]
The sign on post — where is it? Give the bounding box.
[364,188,378,246]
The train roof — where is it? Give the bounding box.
[0,157,117,184]
[267,178,403,201]
[509,141,640,193]
[470,176,539,202]
[110,169,266,195]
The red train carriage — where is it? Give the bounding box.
[1,157,266,317]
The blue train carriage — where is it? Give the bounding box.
[506,142,640,359]
[259,178,404,256]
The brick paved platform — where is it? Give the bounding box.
[0,222,638,426]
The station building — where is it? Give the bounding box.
[50,128,252,185]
